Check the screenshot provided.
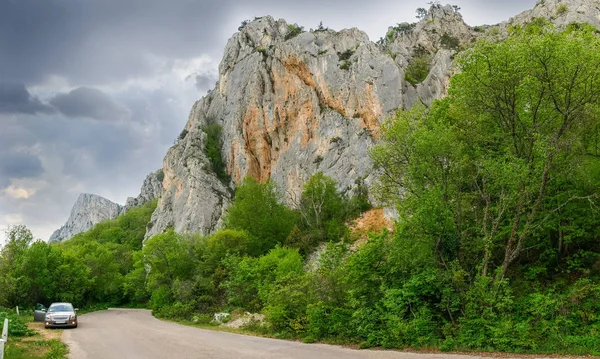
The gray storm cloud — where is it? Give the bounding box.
[0,83,53,114]
[50,87,131,121]
[0,152,43,186]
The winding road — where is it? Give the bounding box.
[63,309,513,359]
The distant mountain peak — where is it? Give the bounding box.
[49,171,162,242]
[49,194,122,242]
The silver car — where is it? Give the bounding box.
[43,302,78,328]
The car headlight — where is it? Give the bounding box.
[45,315,51,321]
[69,315,76,321]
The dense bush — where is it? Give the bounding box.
[404,53,431,85]
[0,308,35,337]
[224,178,299,255]
[202,122,230,183]
[285,24,304,41]
[440,33,460,49]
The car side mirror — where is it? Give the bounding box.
[74,308,79,312]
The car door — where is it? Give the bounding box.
[33,303,46,322]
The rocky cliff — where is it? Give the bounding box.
[510,0,600,27]
[53,0,600,241]
[50,170,163,242]
[148,0,600,238]
[123,170,164,212]
[49,194,122,242]
[146,4,478,238]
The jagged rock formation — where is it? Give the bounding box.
[384,4,477,107]
[146,4,476,238]
[123,170,164,212]
[58,0,597,240]
[510,0,600,27]
[50,170,163,242]
[49,194,122,242]
[145,130,232,238]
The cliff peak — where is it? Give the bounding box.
[510,0,600,27]
[58,1,600,240]
[49,193,122,242]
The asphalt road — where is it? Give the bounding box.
[63,309,511,359]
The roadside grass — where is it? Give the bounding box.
[4,338,68,359]
[159,315,600,358]
[3,317,68,359]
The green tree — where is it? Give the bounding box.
[405,53,431,85]
[225,177,298,255]
[451,21,600,278]
[295,173,347,244]
[0,225,34,306]
[373,21,600,281]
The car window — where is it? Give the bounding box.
[48,304,73,312]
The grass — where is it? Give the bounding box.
[158,314,600,357]
[4,338,68,359]
[3,320,68,359]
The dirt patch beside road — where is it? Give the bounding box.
[27,321,63,341]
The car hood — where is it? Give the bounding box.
[47,311,75,316]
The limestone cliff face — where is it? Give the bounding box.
[49,194,122,242]
[123,170,164,212]
[383,4,477,108]
[50,170,163,242]
[147,0,600,238]
[146,5,474,238]
[145,122,231,238]
[510,0,600,27]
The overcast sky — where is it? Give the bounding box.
[0,0,537,242]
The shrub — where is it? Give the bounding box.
[178,128,188,141]
[337,49,355,70]
[314,21,328,32]
[416,7,428,19]
[404,53,431,85]
[440,33,460,50]
[395,22,416,34]
[202,122,230,183]
[285,24,305,41]
[337,49,355,62]
[386,29,396,42]
[556,4,568,16]
[156,168,164,182]
[0,308,35,337]
[238,20,250,31]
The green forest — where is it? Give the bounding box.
[2,20,600,355]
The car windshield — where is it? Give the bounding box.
[48,304,73,312]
